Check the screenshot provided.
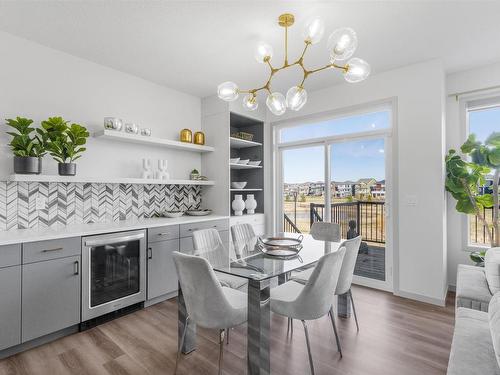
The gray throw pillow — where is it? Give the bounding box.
[485,247,500,294]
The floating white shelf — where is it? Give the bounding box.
[230,188,263,192]
[94,130,215,153]
[7,174,215,186]
[229,163,263,170]
[229,137,262,149]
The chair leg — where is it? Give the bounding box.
[226,328,230,345]
[349,288,360,332]
[329,307,343,358]
[175,316,189,375]
[301,320,315,375]
[218,329,225,375]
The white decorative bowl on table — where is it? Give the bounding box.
[231,181,248,189]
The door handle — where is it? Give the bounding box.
[74,260,79,275]
[148,247,153,259]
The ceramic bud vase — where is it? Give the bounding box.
[245,194,257,215]
[142,158,153,179]
[232,194,245,216]
[156,159,170,180]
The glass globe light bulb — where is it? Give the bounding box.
[302,18,325,44]
[327,27,358,61]
[286,86,308,111]
[242,94,258,111]
[217,81,239,101]
[266,92,286,116]
[344,58,371,83]
[254,42,273,63]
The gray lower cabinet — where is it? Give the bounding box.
[22,255,81,342]
[0,265,21,351]
[147,239,179,299]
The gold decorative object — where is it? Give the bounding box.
[218,13,371,115]
[180,129,192,143]
[193,131,205,145]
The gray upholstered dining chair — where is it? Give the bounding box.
[309,222,341,242]
[192,228,247,292]
[230,223,256,259]
[172,252,247,375]
[270,247,346,375]
[292,235,363,341]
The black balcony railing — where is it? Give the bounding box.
[470,207,496,245]
[284,213,301,233]
[310,201,386,243]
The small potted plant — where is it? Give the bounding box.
[42,117,89,176]
[6,117,46,174]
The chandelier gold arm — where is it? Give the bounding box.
[237,14,349,98]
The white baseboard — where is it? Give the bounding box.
[395,289,447,307]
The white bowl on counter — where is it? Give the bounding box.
[231,181,248,189]
[162,210,185,218]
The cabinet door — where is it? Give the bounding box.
[22,256,81,342]
[147,239,179,300]
[0,266,21,350]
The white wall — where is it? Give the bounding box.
[0,31,202,180]
[446,62,500,287]
[268,60,448,305]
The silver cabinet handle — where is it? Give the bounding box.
[157,232,171,236]
[74,260,79,275]
[188,225,217,232]
[148,247,153,259]
[42,247,63,253]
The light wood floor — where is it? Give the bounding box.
[0,286,455,375]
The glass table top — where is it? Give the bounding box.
[197,232,343,281]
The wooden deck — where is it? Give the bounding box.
[0,286,455,375]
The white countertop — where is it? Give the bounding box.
[0,215,229,246]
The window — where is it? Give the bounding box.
[279,110,390,143]
[465,97,500,246]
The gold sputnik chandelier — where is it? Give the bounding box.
[217,13,370,115]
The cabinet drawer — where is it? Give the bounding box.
[0,244,21,268]
[148,225,180,243]
[180,219,229,238]
[230,214,265,226]
[23,237,80,264]
[180,230,230,254]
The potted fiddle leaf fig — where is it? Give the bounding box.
[6,117,46,174]
[445,132,500,263]
[42,117,89,176]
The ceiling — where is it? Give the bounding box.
[1,1,500,98]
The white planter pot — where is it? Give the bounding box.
[245,194,257,215]
[232,194,245,216]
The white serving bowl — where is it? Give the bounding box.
[230,157,240,164]
[162,211,185,218]
[231,181,248,189]
[238,159,250,165]
[248,160,262,166]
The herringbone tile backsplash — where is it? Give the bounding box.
[0,182,201,231]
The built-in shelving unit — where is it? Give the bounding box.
[230,137,262,149]
[229,113,264,216]
[94,129,215,153]
[7,174,215,186]
[229,163,263,170]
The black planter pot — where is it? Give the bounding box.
[58,163,76,176]
[13,156,42,174]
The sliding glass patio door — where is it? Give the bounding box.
[276,107,393,290]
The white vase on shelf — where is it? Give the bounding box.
[142,158,153,179]
[232,194,245,216]
[156,159,170,180]
[245,194,257,215]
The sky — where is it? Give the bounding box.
[283,111,388,183]
[282,107,499,184]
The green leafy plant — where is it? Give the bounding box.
[5,117,46,157]
[41,117,89,163]
[445,132,500,248]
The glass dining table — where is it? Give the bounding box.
[177,232,343,375]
